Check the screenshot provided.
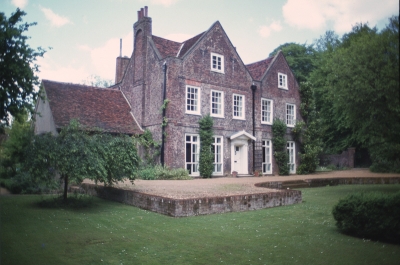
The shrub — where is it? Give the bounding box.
[332,191,400,243]
[1,171,59,194]
[136,165,191,180]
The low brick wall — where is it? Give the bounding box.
[256,177,400,189]
[80,183,302,217]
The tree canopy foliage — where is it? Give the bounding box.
[22,120,140,200]
[271,16,399,172]
[0,9,46,125]
[269,42,317,84]
[324,17,400,171]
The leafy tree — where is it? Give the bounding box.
[23,120,140,200]
[269,42,317,83]
[310,30,358,153]
[0,113,32,178]
[199,114,214,178]
[312,17,400,172]
[93,133,139,186]
[0,9,47,125]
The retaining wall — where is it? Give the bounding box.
[256,177,400,189]
[80,183,302,217]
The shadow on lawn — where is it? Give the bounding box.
[34,194,101,210]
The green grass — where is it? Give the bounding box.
[1,185,400,265]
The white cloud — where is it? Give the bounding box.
[37,32,133,84]
[11,0,27,8]
[36,54,89,84]
[89,32,133,80]
[283,0,398,33]
[40,7,72,28]
[164,33,193,42]
[77,45,92,52]
[258,21,282,38]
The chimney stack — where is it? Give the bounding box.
[137,6,148,21]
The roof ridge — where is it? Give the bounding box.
[43,79,117,91]
[246,56,274,66]
[152,35,182,44]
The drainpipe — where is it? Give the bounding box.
[251,83,257,173]
[161,61,167,166]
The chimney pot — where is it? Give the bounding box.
[144,6,148,17]
[137,10,140,20]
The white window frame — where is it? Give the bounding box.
[211,52,224,74]
[232,94,245,120]
[212,136,223,175]
[278,73,288,90]
[286,103,296,127]
[287,141,296,174]
[185,86,201,115]
[262,139,272,174]
[210,90,224,118]
[261,98,273,125]
[185,134,200,176]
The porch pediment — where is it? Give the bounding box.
[228,130,256,141]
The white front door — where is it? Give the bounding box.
[229,130,256,175]
[232,145,242,172]
[231,144,248,174]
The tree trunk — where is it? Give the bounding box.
[63,174,68,202]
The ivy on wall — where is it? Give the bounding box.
[199,114,214,178]
[272,119,289,175]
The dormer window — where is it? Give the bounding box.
[278,73,288,89]
[211,53,224,73]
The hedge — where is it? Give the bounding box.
[332,191,400,243]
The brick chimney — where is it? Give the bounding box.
[115,39,130,84]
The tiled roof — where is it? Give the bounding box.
[152,35,181,58]
[177,32,205,57]
[152,32,205,58]
[42,80,143,135]
[246,57,274,81]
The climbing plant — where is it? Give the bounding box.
[272,119,289,175]
[292,82,323,174]
[199,114,214,178]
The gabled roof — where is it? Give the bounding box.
[246,56,274,81]
[177,32,205,57]
[42,80,143,135]
[152,35,181,58]
[152,31,205,59]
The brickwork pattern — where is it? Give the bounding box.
[80,183,302,217]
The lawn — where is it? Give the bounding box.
[1,185,399,265]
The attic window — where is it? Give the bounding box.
[211,53,224,73]
[278,73,288,89]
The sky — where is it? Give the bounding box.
[2,0,399,84]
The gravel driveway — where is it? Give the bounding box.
[84,169,400,199]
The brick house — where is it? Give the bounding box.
[34,7,302,176]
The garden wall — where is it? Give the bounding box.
[80,183,302,217]
[320,148,356,168]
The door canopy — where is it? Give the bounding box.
[229,130,256,141]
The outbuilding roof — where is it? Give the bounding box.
[42,80,143,135]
